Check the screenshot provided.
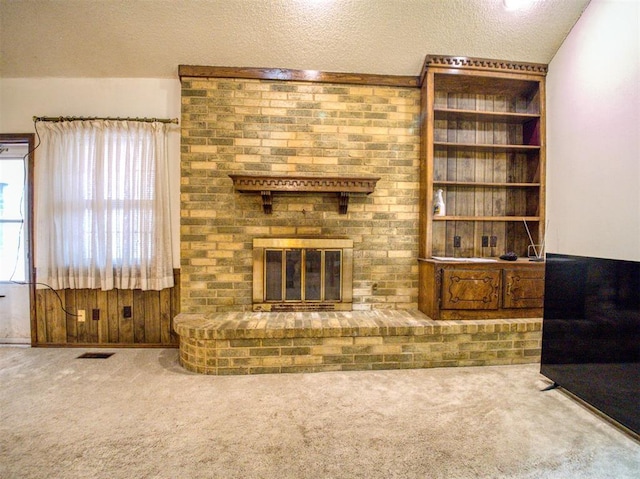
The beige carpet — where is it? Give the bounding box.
[0,347,638,479]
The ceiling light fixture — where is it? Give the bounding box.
[503,0,535,11]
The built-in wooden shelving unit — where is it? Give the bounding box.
[418,55,547,320]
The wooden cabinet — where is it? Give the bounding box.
[419,259,544,320]
[503,267,545,309]
[440,268,500,310]
[418,56,547,319]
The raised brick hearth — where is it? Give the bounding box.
[174,310,541,375]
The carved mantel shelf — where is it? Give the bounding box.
[229,174,380,214]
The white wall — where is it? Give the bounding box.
[546,0,640,262]
[0,78,182,342]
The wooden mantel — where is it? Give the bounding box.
[229,174,380,214]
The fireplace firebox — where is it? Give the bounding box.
[253,238,353,311]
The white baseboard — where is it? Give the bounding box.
[0,338,31,345]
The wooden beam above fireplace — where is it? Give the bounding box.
[229,174,380,214]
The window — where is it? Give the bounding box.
[0,143,28,282]
[74,130,156,268]
[35,120,173,291]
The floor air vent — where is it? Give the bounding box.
[77,352,114,359]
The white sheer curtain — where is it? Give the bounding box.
[35,120,174,291]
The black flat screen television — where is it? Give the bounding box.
[540,253,640,435]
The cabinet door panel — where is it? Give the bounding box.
[440,269,500,310]
[503,268,544,308]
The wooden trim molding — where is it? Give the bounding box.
[229,174,380,214]
[0,134,36,345]
[420,55,547,84]
[179,59,546,89]
[179,65,419,88]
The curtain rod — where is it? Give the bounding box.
[33,116,179,124]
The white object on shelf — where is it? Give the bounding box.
[434,189,445,216]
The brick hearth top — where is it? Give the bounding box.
[173,310,541,340]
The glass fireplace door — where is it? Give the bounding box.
[264,248,342,303]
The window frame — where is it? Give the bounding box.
[0,133,35,343]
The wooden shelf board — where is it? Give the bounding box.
[434,142,540,152]
[434,108,539,123]
[433,73,541,97]
[432,216,540,222]
[433,181,540,187]
[229,173,380,214]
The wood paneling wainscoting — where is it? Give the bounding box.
[32,270,180,347]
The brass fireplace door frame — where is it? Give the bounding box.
[253,237,353,312]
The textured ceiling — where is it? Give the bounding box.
[0,0,591,79]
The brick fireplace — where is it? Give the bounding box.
[180,75,421,314]
[175,69,542,375]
